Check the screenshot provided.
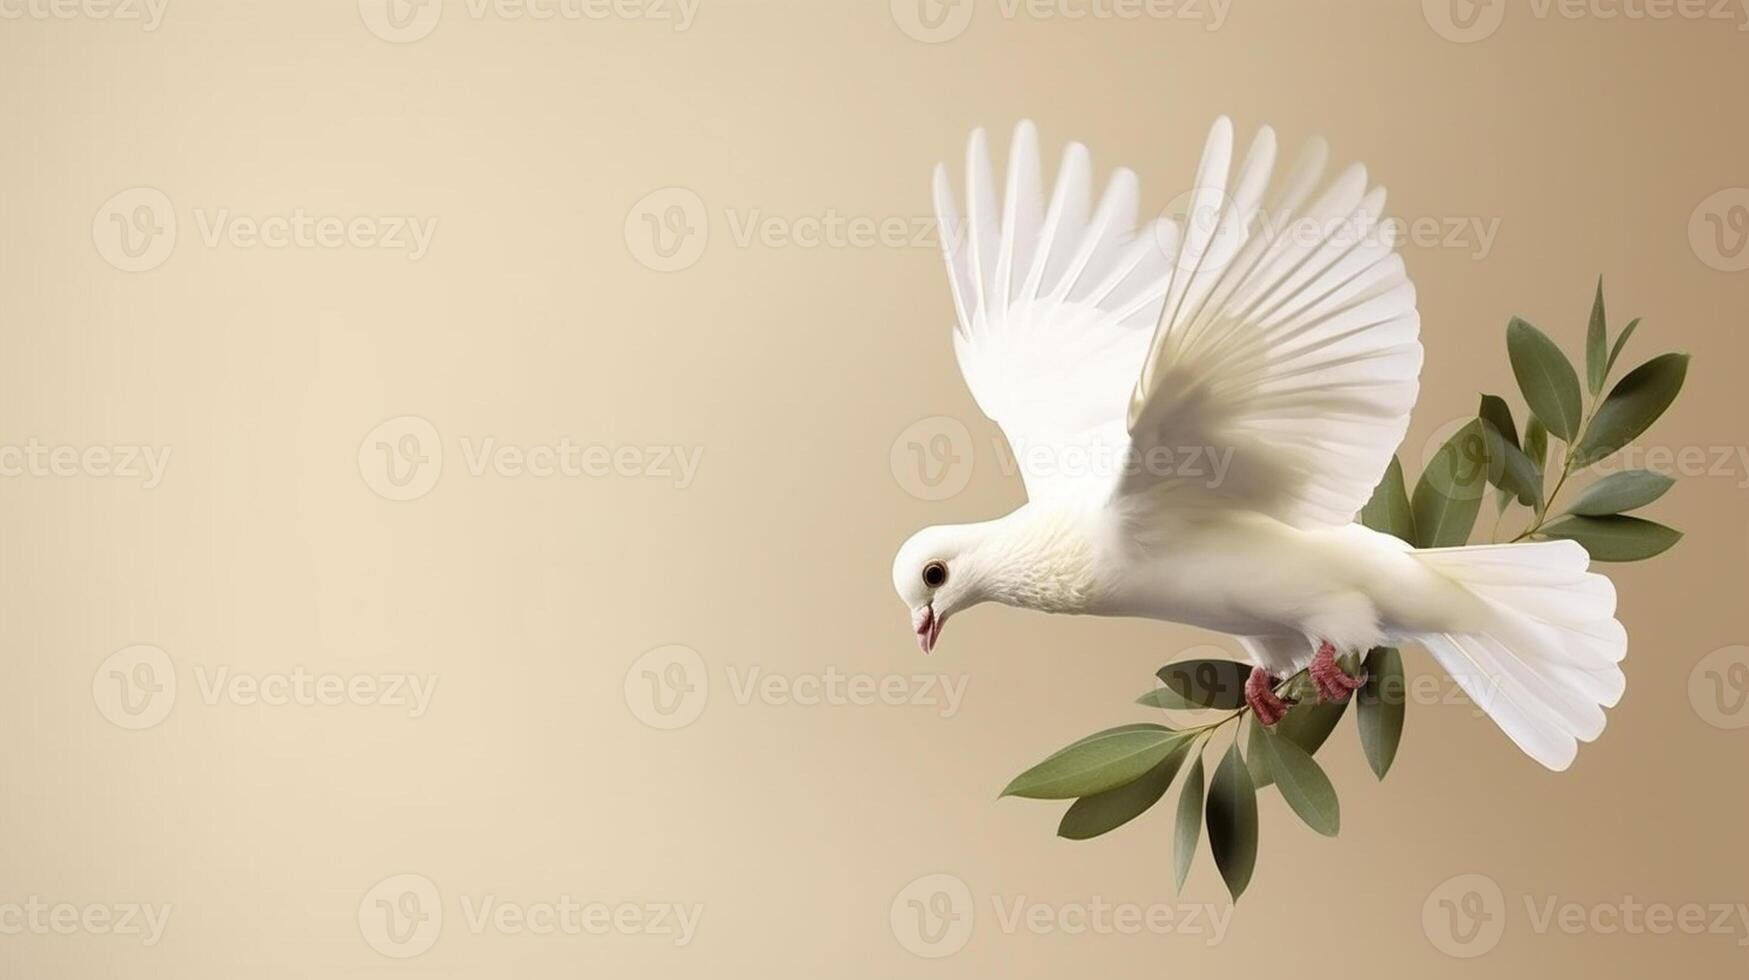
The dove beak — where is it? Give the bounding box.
[913,604,943,654]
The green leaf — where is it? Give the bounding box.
[1256,730,1340,837]
[1480,417,1542,509]
[1251,698,1349,790]
[1359,455,1416,543]
[1411,419,1487,548]
[1523,417,1549,512]
[1206,742,1258,901]
[1567,470,1675,517]
[1357,647,1405,779]
[1576,353,1689,465]
[1246,719,1271,788]
[1586,277,1608,396]
[1278,696,1350,756]
[1507,317,1584,441]
[1058,739,1193,840]
[1523,415,1549,473]
[1135,687,1197,710]
[1504,413,1550,515]
[1155,660,1250,711]
[1604,317,1642,380]
[1478,395,1519,450]
[1173,754,1205,891]
[1002,724,1189,800]
[1541,515,1682,562]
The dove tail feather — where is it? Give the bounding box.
[1408,539,1626,772]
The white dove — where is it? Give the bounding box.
[891,118,1626,771]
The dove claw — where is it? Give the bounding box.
[1309,640,1366,703]
[1245,665,1292,726]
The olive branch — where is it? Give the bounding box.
[1000,278,1688,901]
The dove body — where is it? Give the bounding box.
[898,503,1469,673]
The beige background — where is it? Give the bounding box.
[3,0,1748,976]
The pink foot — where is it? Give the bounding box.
[1309,641,1367,702]
[1245,665,1292,726]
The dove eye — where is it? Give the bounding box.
[922,560,948,589]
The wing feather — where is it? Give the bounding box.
[965,128,1001,331]
[1021,143,1092,304]
[938,123,1166,500]
[996,121,1044,309]
[933,117,1422,521]
[1123,138,1421,528]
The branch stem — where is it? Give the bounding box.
[1510,402,1596,543]
[1183,667,1311,737]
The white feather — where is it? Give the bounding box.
[1414,542,1625,769]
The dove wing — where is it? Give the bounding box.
[934,119,1422,527]
[934,122,1175,503]
[1119,119,1423,528]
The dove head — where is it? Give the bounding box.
[891,522,1004,655]
[894,506,1098,653]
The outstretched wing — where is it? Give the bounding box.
[934,122,1177,503]
[933,118,1422,527]
[1120,119,1423,528]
